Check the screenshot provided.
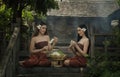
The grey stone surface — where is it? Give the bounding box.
[47,0,119,17]
[47,16,111,44]
[47,17,77,44]
[47,16,78,44]
[18,67,81,74]
[17,72,84,77]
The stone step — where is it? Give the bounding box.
[17,66,87,77]
[17,72,85,77]
[17,66,86,74]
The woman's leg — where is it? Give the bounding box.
[38,59,51,66]
[64,57,80,67]
[64,59,70,66]
[38,53,51,66]
[19,55,38,67]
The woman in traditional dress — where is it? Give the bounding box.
[19,22,58,67]
[64,24,90,67]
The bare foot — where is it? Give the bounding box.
[19,61,24,66]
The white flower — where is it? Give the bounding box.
[37,25,41,29]
[81,28,86,32]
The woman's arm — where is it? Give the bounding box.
[51,37,58,49]
[69,46,79,56]
[74,39,89,56]
[47,36,52,51]
[69,40,81,56]
[47,36,58,51]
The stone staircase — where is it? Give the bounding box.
[16,46,88,77]
[17,66,87,77]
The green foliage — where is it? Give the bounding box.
[22,6,47,22]
[103,39,110,47]
[111,26,120,47]
[0,4,11,27]
[3,0,58,15]
[86,51,120,77]
[0,3,12,40]
[22,6,34,21]
[1,0,59,41]
[117,0,120,6]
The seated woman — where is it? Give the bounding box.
[19,22,58,67]
[64,24,90,67]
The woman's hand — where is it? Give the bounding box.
[71,40,76,45]
[68,40,76,51]
[42,46,49,51]
[49,37,58,51]
[69,40,76,48]
[53,37,58,44]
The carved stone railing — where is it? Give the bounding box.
[0,27,20,77]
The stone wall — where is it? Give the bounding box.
[47,0,119,17]
[46,0,119,44]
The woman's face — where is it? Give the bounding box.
[77,27,84,36]
[39,25,47,35]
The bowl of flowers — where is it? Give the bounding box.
[50,49,66,60]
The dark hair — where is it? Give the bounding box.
[77,24,89,42]
[32,22,48,37]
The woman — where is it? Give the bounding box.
[19,22,58,67]
[64,24,89,67]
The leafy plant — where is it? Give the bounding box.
[86,39,120,77]
[117,0,120,6]
[86,51,120,77]
[0,3,12,40]
[111,26,120,47]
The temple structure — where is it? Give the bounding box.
[46,0,119,44]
